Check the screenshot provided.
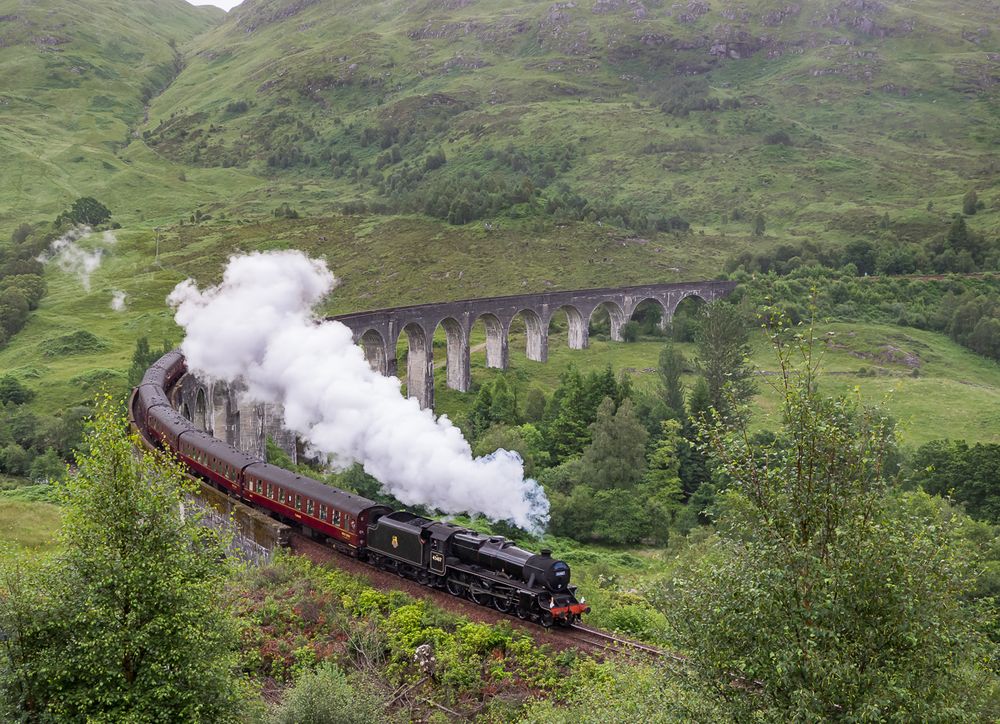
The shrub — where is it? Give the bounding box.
[269,664,384,724]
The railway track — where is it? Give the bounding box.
[565,623,686,663]
[289,531,683,662]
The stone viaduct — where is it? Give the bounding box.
[332,280,737,409]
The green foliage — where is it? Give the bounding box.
[519,659,726,723]
[656,343,686,418]
[472,423,548,476]
[38,329,109,357]
[0,395,247,721]
[907,439,1000,523]
[27,447,64,483]
[270,663,384,724]
[66,196,112,226]
[694,301,756,422]
[666,321,998,720]
[0,376,34,405]
[127,337,174,387]
[581,397,647,491]
[467,374,519,438]
[963,189,978,216]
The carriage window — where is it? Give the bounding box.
[306,500,314,516]
[256,480,263,494]
[349,518,356,531]
[295,495,302,511]
[279,489,285,503]
[319,505,328,521]
[333,510,342,527]
[267,483,273,498]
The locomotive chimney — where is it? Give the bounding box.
[541,549,552,557]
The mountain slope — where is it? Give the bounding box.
[137,0,1000,240]
[0,0,223,227]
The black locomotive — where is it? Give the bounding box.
[129,350,589,627]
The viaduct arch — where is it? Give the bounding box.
[332,280,736,409]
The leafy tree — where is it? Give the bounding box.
[694,302,756,421]
[28,447,63,483]
[752,213,766,236]
[581,397,648,490]
[0,443,29,477]
[667,322,998,720]
[657,343,687,418]
[963,189,978,216]
[843,239,877,276]
[68,196,112,226]
[472,423,548,476]
[522,386,547,423]
[0,288,29,337]
[907,439,1000,523]
[0,396,246,720]
[0,376,34,405]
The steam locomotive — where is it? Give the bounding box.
[129,350,589,627]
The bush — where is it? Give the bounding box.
[270,664,384,724]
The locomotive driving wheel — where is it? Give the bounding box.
[469,584,491,606]
[493,595,512,613]
[446,578,464,597]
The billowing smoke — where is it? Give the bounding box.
[110,290,127,311]
[37,227,117,292]
[168,251,550,531]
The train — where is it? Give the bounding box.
[129,349,589,628]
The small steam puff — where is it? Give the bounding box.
[168,251,550,531]
[37,227,117,292]
[110,290,127,311]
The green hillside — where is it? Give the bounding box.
[2,0,998,243]
[0,0,224,228]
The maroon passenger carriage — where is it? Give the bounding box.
[129,350,589,627]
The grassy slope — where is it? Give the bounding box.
[0,0,226,228]
[0,499,61,554]
[133,0,1000,239]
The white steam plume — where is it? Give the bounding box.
[37,226,117,292]
[110,290,127,311]
[168,251,550,531]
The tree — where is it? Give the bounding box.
[963,189,978,216]
[0,395,246,720]
[657,343,687,418]
[752,213,766,236]
[581,397,648,490]
[68,196,112,226]
[28,447,63,483]
[666,321,998,720]
[642,419,685,542]
[695,302,757,422]
[0,376,34,405]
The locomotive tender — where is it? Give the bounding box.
[130,350,589,627]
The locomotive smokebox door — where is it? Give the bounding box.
[430,550,445,574]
